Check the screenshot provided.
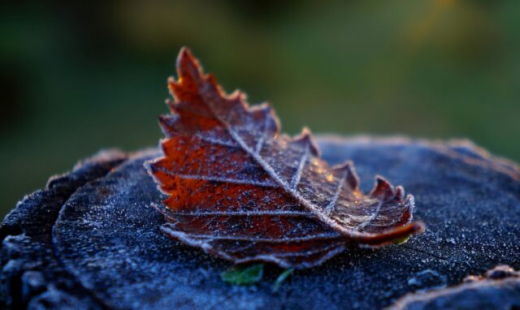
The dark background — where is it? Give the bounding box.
[1,0,519,217]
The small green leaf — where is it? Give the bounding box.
[272,268,294,292]
[221,264,264,285]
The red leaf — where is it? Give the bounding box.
[146,48,424,269]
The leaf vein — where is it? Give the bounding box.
[323,171,347,216]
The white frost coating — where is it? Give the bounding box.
[200,84,388,240]
[264,243,342,257]
[234,244,347,269]
[254,114,271,154]
[161,227,233,260]
[162,226,340,242]
[195,134,238,148]
[355,200,383,231]
[155,167,278,187]
[166,211,315,217]
[163,226,346,269]
[323,171,347,216]
[291,147,309,189]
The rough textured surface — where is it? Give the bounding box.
[1,136,520,309]
[0,149,128,309]
[389,265,520,310]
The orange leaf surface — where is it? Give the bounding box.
[145,48,424,269]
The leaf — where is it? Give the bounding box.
[272,268,294,292]
[145,47,424,269]
[221,264,264,285]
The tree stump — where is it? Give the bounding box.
[1,136,519,309]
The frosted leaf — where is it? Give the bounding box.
[145,48,424,269]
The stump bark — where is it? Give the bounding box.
[1,136,519,309]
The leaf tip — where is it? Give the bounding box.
[332,160,360,190]
[370,175,394,199]
[177,46,194,65]
[394,185,405,202]
[175,47,203,87]
[158,114,178,137]
[293,127,320,157]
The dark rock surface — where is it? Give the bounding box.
[1,136,519,309]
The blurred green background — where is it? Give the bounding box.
[1,0,519,217]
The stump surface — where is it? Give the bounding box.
[2,136,519,309]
